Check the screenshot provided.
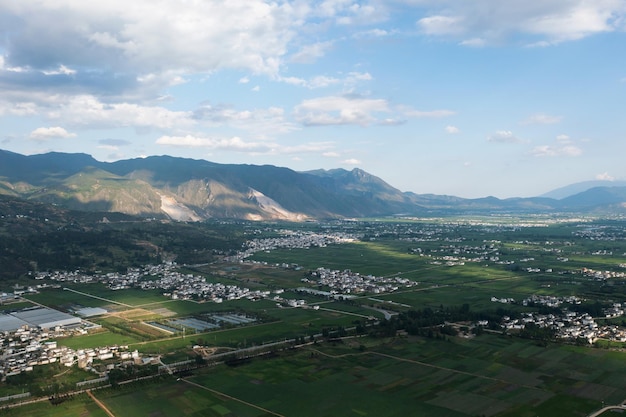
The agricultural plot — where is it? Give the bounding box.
[181,333,625,417]
[0,393,109,417]
[6,218,626,417]
[94,379,275,417]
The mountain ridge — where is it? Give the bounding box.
[1,149,625,220]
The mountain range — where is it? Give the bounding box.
[1,149,625,220]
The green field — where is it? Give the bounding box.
[17,333,623,417]
[4,219,626,416]
[0,393,109,417]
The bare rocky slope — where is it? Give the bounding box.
[1,149,625,220]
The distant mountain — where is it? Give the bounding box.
[540,180,626,200]
[1,149,625,220]
[557,186,626,210]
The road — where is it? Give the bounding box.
[587,404,626,417]
[87,390,116,417]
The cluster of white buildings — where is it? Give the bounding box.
[306,267,418,294]
[32,264,176,290]
[603,303,625,318]
[0,325,138,381]
[521,294,583,307]
[32,262,270,303]
[492,293,626,343]
[501,309,626,344]
[139,272,270,302]
[233,231,359,261]
[412,242,500,266]
[581,267,626,281]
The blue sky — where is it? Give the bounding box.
[1,1,625,198]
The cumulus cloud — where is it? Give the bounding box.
[1,1,298,76]
[192,104,296,136]
[531,134,583,157]
[316,0,386,25]
[596,172,615,181]
[459,38,487,47]
[294,94,454,126]
[342,158,362,165]
[279,71,372,89]
[156,135,269,151]
[487,130,523,143]
[50,95,195,130]
[156,134,334,155]
[41,65,77,76]
[445,125,460,134]
[294,95,390,126]
[414,1,626,45]
[522,113,563,124]
[353,28,390,38]
[403,109,455,118]
[290,41,334,64]
[29,126,76,141]
[531,144,583,157]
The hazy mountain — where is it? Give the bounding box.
[540,180,626,199]
[1,149,625,220]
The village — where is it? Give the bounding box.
[0,314,143,383]
[495,294,626,344]
[3,223,626,392]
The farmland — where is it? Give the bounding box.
[1,216,626,416]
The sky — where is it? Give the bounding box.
[1,1,625,199]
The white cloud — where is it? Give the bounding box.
[29,126,76,141]
[294,95,454,126]
[323,151,341,157]
[156,134,335,155]
[290,41,334,64]
[445,125,460,134]
[522,113,563,124]
[596,172,615,181]
[342,158,362,165]
[418,15,465,36]
[532,134,583,157]
[316,0,386,25]
[414,1,626,45]
[1,0,302,84]
[487,130,523,143]
[403,109,455,118]
[459,38,486,47]
[48,95,195,130]
[531,144,583,157]
[279,71,372,89]
[353,28,390,38]
[294,95,389,126]
[379,118,406,126]
[192,104,296,137]
[41,65,76,76]
[239,77,250,84]
[156,135,269,151]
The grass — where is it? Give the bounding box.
[57,330,141,350]
[8,220,626,416]
[5,314,625,415]
[0,393,109,417]
[95,378,274,417]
